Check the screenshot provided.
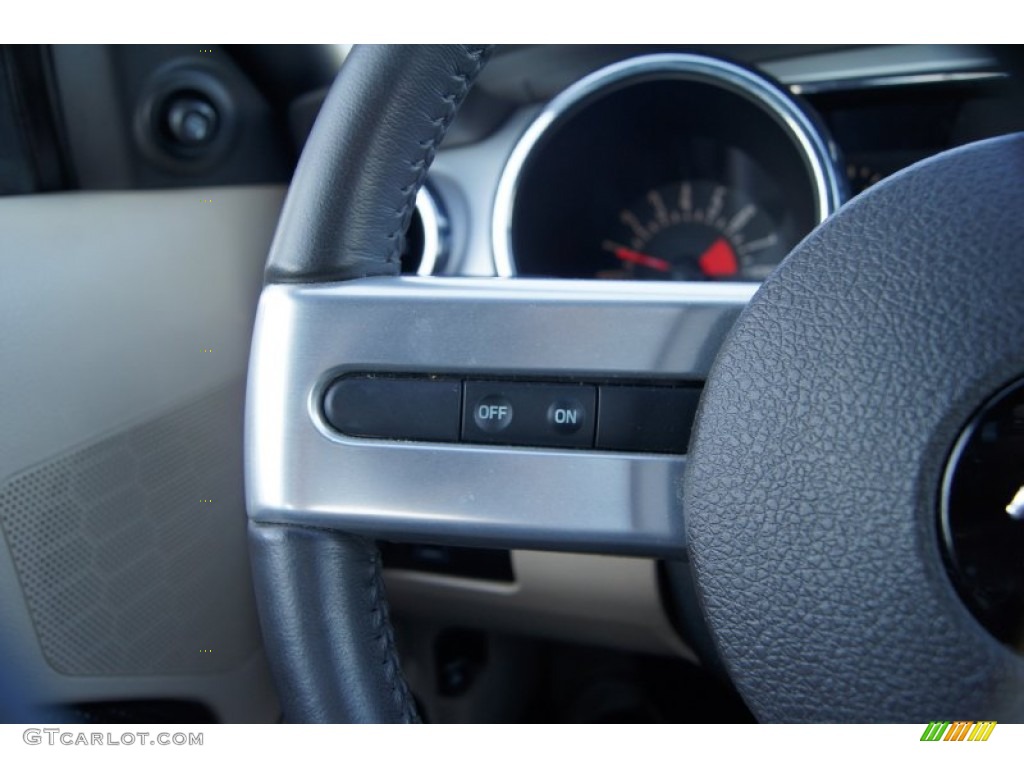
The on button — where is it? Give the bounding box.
[548,399,586,434]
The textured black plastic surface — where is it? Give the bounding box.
[264,45,490,283]
[248,523,419,723]
[684,134,1024,722]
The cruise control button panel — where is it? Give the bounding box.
[463,381,595,448]
[321,374,700,454]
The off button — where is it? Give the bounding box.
[473,395,514,433]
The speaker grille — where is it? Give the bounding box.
[0,382,260,675]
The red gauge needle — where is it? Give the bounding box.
[614,247,672,273]
[698,237,739,278]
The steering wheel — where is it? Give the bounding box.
[245,45,1024,722]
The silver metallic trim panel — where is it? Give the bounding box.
[763,44,996,89]
[414,186,447,276]
[789,70,1005,96]
[492,53,844,278]
[246,277,756,555]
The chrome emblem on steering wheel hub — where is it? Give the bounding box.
[941,378,1024,654]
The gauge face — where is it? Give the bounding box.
[597,181,784,282]
[499,54,844,283]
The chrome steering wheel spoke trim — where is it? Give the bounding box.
[246,276,755,556]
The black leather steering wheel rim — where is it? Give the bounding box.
[248,44,1024,723]
[249,45,490,723]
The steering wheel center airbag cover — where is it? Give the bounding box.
[684,134,1024,722]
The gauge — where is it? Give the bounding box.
[596,181,783,282]
[496,53,844,283]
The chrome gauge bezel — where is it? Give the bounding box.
[411,185,447,276]
[491,53,845,278]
